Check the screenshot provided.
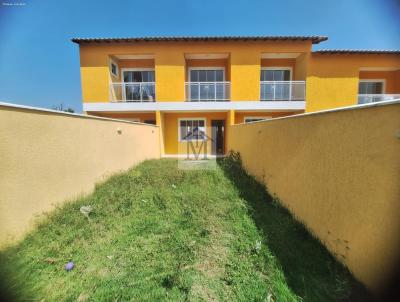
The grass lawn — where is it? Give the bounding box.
[0,155,373,301]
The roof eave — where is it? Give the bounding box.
[314,50,400,55]
[71,35,328,45]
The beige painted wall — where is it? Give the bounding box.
[229,101,400,292]
[0,104,160,248]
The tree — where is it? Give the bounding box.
[52,103,75,113]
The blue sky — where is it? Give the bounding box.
[0,0,399,112]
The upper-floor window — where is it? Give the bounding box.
[358,80,385,94]
[123,69,155,83]
[110,60,119,78]
[189,68,224,82]
[260,68,293,101]
[244,116,272,123]
[187,68,228,101]
[261,68,291,81]
[121,68,155,102]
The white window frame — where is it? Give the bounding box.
[260,67,294,101]
[119,68,156,102]
[178,118,207,142]
[109,59,119,78]
[188,67,225,82]
[358,79,386,94]
[261,67,293,81]
[244,116,272,123]
[121,68,156,83]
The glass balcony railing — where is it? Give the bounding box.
[110,82,156,102]
[260,81,305,101]
[358,94,400,104]
[185,82,230,101]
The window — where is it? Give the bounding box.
[144,120,156,125]
[261,69,291,81]
[189,69,224,82]
[188,68,226,101]
[260,68,292,100]
[122,69,156,101]
[123,70,155,83]
[179,119,206,141]
[110,60,119,78]
[358,80,384,94]
[244,117,272,123]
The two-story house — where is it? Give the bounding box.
[72,36,400,156]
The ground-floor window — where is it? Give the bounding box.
[244,116,272,123]
[123,118,140,122]
[179,119,206,141]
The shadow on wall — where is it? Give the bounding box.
[218,152,374,302]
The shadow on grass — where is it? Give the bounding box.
[218,152,375,302]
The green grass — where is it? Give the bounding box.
[0,155,373,301]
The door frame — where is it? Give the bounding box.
[211,119,225,155]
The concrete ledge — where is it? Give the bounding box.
[0,101,158,127]
[83,101,306,112]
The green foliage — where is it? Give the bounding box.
[0,158,372,301]
[52,103,75,113]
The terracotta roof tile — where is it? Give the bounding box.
[71,35,328,45]
[314,49,400,54]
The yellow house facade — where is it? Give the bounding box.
[72,36,400,156]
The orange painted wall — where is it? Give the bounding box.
[295,53,309,81]
[163,112,228,154]
[79,41,400,112]
[119,59,155,69]
[79,40,312,103]
[306,54,400,112]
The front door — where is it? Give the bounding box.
[211,120,225,155]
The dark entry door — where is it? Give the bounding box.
[211,120,225,155]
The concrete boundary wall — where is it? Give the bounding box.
[0,103,160,247]
[229,100,400,291]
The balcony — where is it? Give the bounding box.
[358,94,400,104]
[185,82,230,102]
[260,81,305,101]
[110,82,156,102]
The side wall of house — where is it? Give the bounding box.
[306,54,400,112]
[0,104,161,248]
[229,101,400,292]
